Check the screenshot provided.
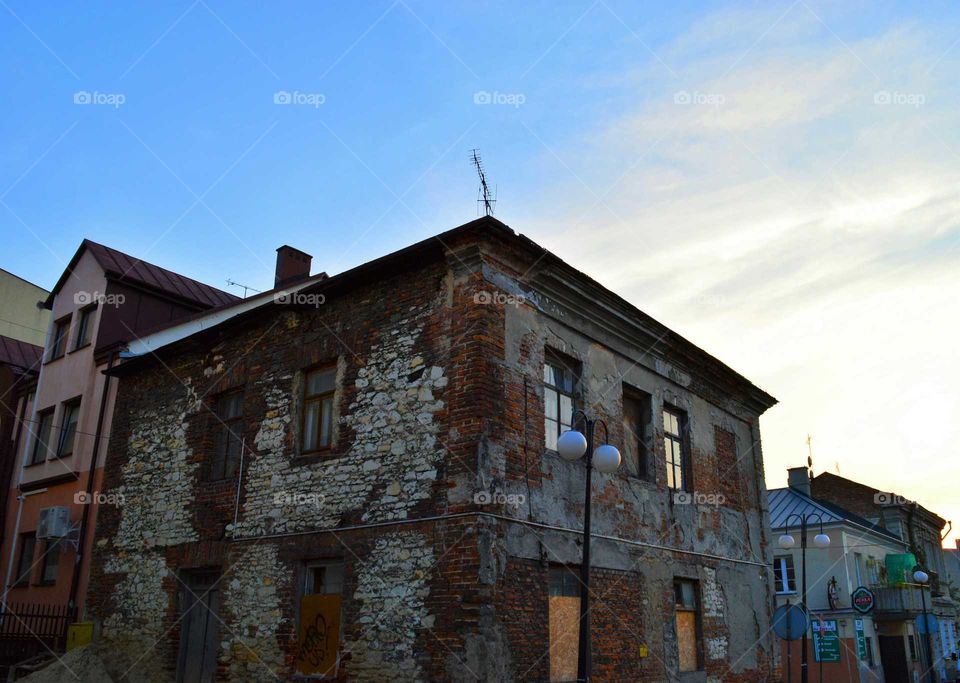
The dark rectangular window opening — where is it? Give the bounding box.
[14,534,36,586]
[48,316,71,360]
[74,305,97,350]
[544,352,579,452]
[622,387,652,479]
[302,366,336,453]
[209,391,244,480]
[663,406,689,491]
[56,399,81,458]
[31,409,55,464]
[39,539,61,584]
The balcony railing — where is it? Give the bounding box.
[873,584,932,617]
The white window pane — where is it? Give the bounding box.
[544,388,558,421]
[560,396,573,425]
[303,401,319,450]
[545,418,558,450]
[320,397,333,447]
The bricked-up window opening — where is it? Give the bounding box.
[14,533,35,586]
[548,566,581,682]
[908,634,917,660]
[48,315,70,360]
[663,407,689,491]
[865,636,875,666]
[56,399,81,458]
[544,355,578,452]
[773,555,796,593]
[209,391,244,480]
[30,408,54,464]
[302,367,336,453]
[74,304,97,349]
[674,579,703,672]
[622,388,652,478]
[39,539,61,584]
[298,561,344,677]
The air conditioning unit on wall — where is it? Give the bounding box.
[37,506,72,539]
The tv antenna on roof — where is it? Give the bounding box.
[226,279,261,298]
[470,149,496,216]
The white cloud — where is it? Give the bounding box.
[517,5,960,536]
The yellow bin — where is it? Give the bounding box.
[67,622,94,651]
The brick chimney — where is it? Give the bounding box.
[788,467,811,497]
[275,245,312,288]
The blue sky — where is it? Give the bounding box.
[3,1,960,538]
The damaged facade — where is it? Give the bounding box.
[88,217,780,682]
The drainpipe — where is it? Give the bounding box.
[66,351,116,617]
[0,393,29,558]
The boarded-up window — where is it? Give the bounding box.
[622,388,652,478]
[674,579,702,672]
[297,562,343,677]
[549,566,580,682]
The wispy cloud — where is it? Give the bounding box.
[517,4,960,535]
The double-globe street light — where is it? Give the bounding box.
[557,410,622,683]
[913,566,937,683]
[778,513,831,683]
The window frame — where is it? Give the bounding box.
[73,304,97,350]
[208,390,245,481]
[773,555,797,594]
[14,533,36,586]
[300,365,337,455]
[543,352,579,452]
[674,578,704,673]
[56,398,81,459]
[30,408,55,465]
[48,315,71,361]
[663,406,690,492]
[38,539,61,585]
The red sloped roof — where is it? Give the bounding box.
[46,240,240,310]
[0,334,43,375]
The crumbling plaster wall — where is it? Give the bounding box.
[485,266,777,677]
[92,270,462,682]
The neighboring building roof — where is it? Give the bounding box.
[0,334,43,376]
[812,471,947,529]
[768,486,904,543]
[45,239,239,310]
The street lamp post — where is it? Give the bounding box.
[914,567,937,683]
[556,411,621,683]
[778,513,831,683]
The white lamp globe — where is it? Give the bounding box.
[557,430,588,461]
[914,569,929,584]
[813,533,830,548]
[592,444,621,474]
[778,534,796,550]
